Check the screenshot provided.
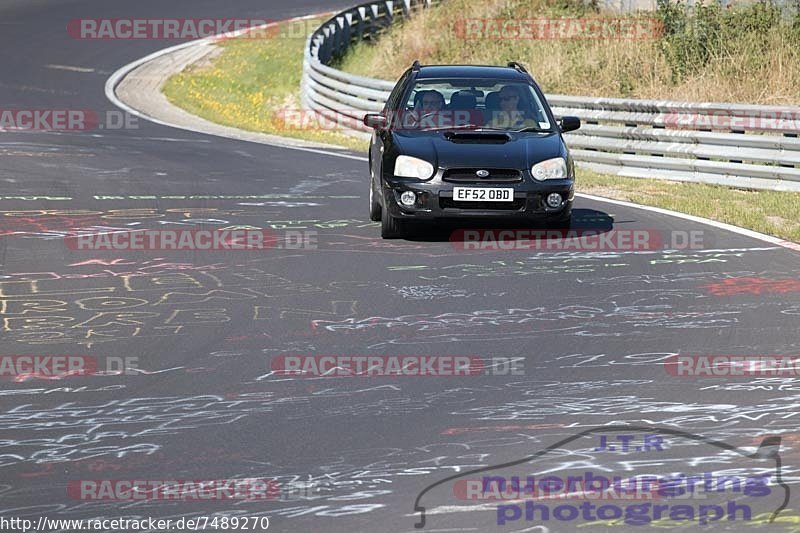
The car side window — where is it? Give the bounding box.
[385,71,411,113]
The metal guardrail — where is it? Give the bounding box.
[597,0,797,15]
[300,0,800,191]
[301,0,435,137]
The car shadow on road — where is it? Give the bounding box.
[403,208,614,242]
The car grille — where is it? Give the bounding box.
[439,198,526,210]
[442,168,523,183]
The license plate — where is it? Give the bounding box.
[452,187,514,202]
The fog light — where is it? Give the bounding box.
[400,191,417,207]
[546,193,562,208]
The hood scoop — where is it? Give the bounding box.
[443,131,511,144]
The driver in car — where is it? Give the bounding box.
[485,85,538,129]
[404,90,446,129]
[417,90,445,114]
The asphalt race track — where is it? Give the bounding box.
[1,1,800,532]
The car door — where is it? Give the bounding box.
[370,69,411,185]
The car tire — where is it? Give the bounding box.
[380,205,405,239]
[557,215,572,230]
[369,178,381,222]
[545,209,572,230]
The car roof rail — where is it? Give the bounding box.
[411,60,421,72]
[507,61,528,73]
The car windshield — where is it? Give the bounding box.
[396,78,553,132]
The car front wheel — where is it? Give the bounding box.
[380,195,405,239]
[369,177,381,222]
[544,208,572,229]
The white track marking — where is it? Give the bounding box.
[577,192,800,254]
[45,64,95,73]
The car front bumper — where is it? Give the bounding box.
[381,176,574,221]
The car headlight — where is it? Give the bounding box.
[531,157,568,181]
[394,155,435,179]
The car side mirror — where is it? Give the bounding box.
[363,113,388,129]
[559,116,581,133]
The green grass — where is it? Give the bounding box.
[163,18,369,152]
[578,169,800,242]
[337,0,800,104]
[162,9,800,244]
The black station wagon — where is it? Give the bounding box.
[363,61,581,238]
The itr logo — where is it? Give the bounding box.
[413,426,788,530]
